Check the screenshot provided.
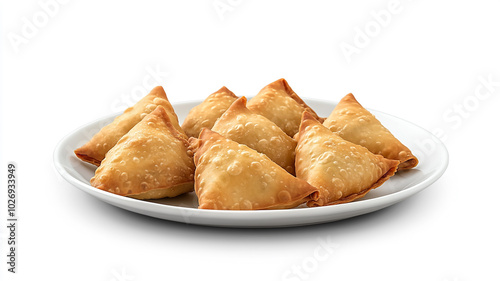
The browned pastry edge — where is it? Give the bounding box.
[307,159,399,207]
[74,152,102,166]
[398,157,419,170]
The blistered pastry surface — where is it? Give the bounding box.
[192,129,317,210]
[323,94,417,169]
[91,107,194,197]
[182,87,238,138]
[247,78,322,137]
[75,86,184,165]
[212,97,297,174]
[296,112,399,206]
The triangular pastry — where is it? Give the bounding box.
[190,129,319,210]
[182,86,238,138]
[90,106,195,199]
[246,78,323,137]
[296,112,399,207]
[211,97,297,174]
[323,93,418,170]
[75,86,184,166]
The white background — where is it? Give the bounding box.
[1,0,500,280]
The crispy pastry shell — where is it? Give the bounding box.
[190,129,318,210]
[296,112,399,206]
[212,96,297,174]
[246,78,324,137]
[75,86,184,166]
[90,106,194,199]
[323,93,418,170]
[181,86,238,138]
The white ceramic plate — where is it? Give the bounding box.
[54,99,448,228]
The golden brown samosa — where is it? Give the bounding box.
[296,112,399,206]
[190,129,318,210]
[181,86,238,138]
[323,93,418,170]
[90,106,195,199]
[75,86,184,166]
